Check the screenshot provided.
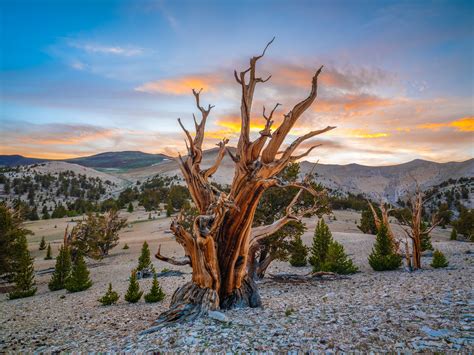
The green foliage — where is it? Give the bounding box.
[166,200,173,217]
[320,241,358,274]
[368,224,402,271]
[0,203,33,281]
[44,243,53,260]
[48,244,72,291]
[450,228,457,241]
[122,243,129,250]
[127,202,134,213]
[65,253,92,292]
[180,201,199,233]
[168,185,190,210]
[452,206,473,241]
[39,236,46,250]
[98,283,120,305]
[289,235,308,267]
[310,219,332,270]
[69,210,127,259]
[144,274,165,303]
[420,221,434,251]
[436,203,453,228]
[285,307,295,316]
[137,241,152,271]
[358,207,379,234]
[329,193,368,211]
[8,234,37,299]
[431,249,449,268]
[125,270,143,303]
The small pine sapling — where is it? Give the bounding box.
[44,243,53,260]
[310,219,332,271]
[450,228,457,241]
[137,241,152,271]
[8,235,37,299]
[65,253,92,292]
[48,244,72,291]
[431,249,449,268]
[289,235,308,267]
[39,236,46,250]
[144,274,165,303]
[122,243,129,250]
[321,241,358,275]
[125,270,143,303]
[368,224,402,271]
[98,283,120,305]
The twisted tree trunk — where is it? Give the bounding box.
[153,38,335,326]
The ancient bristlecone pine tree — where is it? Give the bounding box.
[154,38,335,325]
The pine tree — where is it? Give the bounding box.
[166,200,173,217]
[310,219,332,270]
[65,253,92,292]
[48,244,72,291]
[289,235,308,267]
[144,273,165,303]
[137,241,152,271]
[122,243,129,250]
[320,241,358,275]
[125,270,143,303]
[39,236,46,250]
[450,228,457,241]
[420,221,434,251]
[368,223,402,271]
[431,249,449,268]
[127,202,134,213]
[98,283,119,305]
[44,243,53,260]
[8,234,37,299]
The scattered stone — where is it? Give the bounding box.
[208,311,229,323]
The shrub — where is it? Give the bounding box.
[420,221,434,251]
[122,243,129,250]
[8,234,37,299]
[144,274,165,303]
[431,250,449,268]
[310,219,332,270]
[368,224,402,271]
[65,254,92,292]
[98,283,119,305]
[39,236,46,250]
[320,241,358,275]
[137,241,152,271]
[44,243,53,260]
[127,202,134,213]
[125,270,143,303]
[48,244,72,291]
[450,228,457,241]
[289,235,308,267]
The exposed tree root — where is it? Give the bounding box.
[220,276,262,310]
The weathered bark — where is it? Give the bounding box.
[400,186,440,270]
[152,38,335,327]
[368,201,400,252]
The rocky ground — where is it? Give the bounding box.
[0,210,472,352]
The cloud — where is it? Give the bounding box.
[417,116,474,132]
[135,74,224,95]
[68,41,143,57]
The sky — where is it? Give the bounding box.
[0,0,473,165]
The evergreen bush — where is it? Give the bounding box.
[431,249,449,268]
[44,243,53,260]
[125,270,143,303]
[450,228,457,241]
[122,243,129,250]
[137,241,152,271]
[309,219,332,270]
[288,235,308,267]
[144,273,165,303]
[368,224,402,271]
[8,234,37,299]
[39,236,46,250]
[65,253,92,292]
[48,244,72,291]
[320,241,358,274]
[98,283,119,305]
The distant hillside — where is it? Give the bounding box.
[66,151,171,170]
[0,151,171,170]
[120,147,474,204]
[0,155,46,167]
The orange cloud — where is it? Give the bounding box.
[346,129,390,138]
[135,74,223,95]
[417,116,474,132]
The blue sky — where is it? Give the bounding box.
[1,0,473,164]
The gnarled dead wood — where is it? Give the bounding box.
[152,38,334,328]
